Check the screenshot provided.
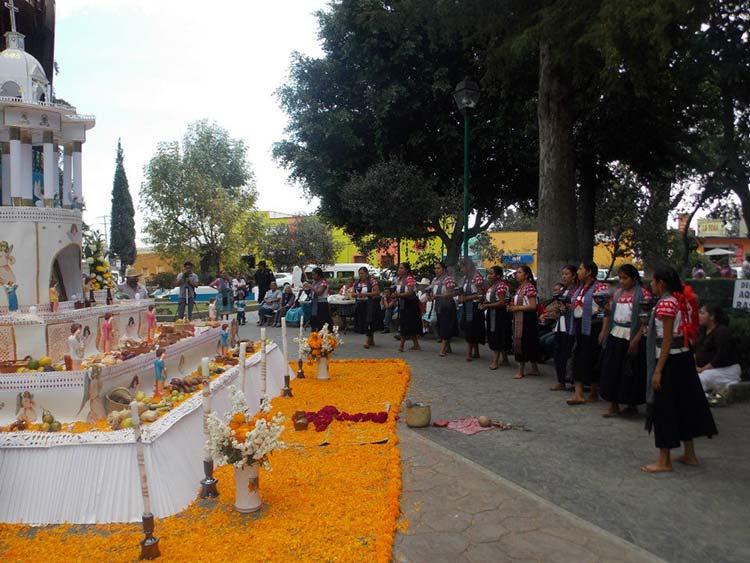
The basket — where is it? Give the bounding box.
[405,404,431,428]
[105,387,132,413]
[0,356,32,374]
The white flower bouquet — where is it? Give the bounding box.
[205,386,285,470]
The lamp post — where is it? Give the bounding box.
[453,77,480,260]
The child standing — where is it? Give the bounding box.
[235,291,246,326]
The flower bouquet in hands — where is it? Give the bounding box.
[296,323,342,364]
[205,386,285,471]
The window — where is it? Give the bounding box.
[0,81,21,98]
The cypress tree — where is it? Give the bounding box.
[110,139,136,275]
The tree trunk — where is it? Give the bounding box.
[640,182,671,276]
[576,165,596,263]
[537,40,578,296]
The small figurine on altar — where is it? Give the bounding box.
[67,323,85,369]
[208,297,217,322]
[101,312,114,353]
[49,282,59,313]
[16,391,37,423]
[125,316,139,341]
[220,323,230,355]
[153,348,167,397]
[77,365,106,422]
[4,281,18,312]
[146,304,157,342]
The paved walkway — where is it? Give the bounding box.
[395,427,662,563]
[239,317,750,563]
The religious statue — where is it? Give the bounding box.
[67,323,85,370]
[146,304,157,343]
[100,312,114,353]
[77,365,106,423]
[153,348,167,397]
[49,282,59,313]
[4,281,18,312]
[0,241,16,285]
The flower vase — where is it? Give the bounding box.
[316,356,330,380]
[234,463,261,513]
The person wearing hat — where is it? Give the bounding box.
[118,266,149,300]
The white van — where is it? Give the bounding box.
[303,263,379,282]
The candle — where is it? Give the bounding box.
[260,327,266,345]
[130,400,151,514]
[298,315,304,359]
[260,329,267,397]
[281,317,288,364]
[201,357,210,381]
[238,341,247,391]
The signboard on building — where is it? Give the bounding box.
[733,280,750,310]
[501,253,534,265]
[697,219,727,238]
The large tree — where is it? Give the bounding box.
[140,120,261,276]
[274,0,537,268]
[109,139,136,275]
[260,215,342,272]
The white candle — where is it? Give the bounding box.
[201,357,210,380]
[298,315,304,359]
[130,400,152,515]
[238,341,247,391]
[281,317,288,364]
[260,327,266,344]
[260,329,267,396]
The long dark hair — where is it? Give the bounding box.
[312,267,324,279]
[400,262,411,274]
[618,264,641,285]
[702,303,729,326]
[581,261,598,281]
[358,266,369,276]
[519,265,535,285]
[562,264,577,277]
[491,265,503,278]
[652,265,683,294]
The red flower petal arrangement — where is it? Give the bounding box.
[305,405,388,432]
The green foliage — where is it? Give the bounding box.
[146,271,177,290]
[410,251,443,282]
[685,279,735,309]
[109,139,137,274]
[727,311,750,369]
[139,120,261,277]
[470,232,503,264]
[260,216,342,272]
[491,208,537,232]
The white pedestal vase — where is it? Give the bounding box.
[234,463,261,513]
[316,356,330,380]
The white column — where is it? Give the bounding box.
[9,128,21,204]
[72,141,82,208]
[62,144,72,208]
[1,143,9,206]
[42,131,55,205]
[21,138,32,203]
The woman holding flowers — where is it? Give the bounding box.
[459,258,486,362]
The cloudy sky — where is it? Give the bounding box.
[55,0,327,242]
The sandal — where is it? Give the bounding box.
[601,411,620,418]
[489,364,498,371]
[566,398,586,405]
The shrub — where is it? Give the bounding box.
[685,279,735,309]
[146,271,177,290]
[728,311,750,370]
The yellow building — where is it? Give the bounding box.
[486,232,636,272]
[131,248,173,277]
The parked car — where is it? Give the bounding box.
[274,272,293,287]
[303,263,379,282]
[165,285,218,303]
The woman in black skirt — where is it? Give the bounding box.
[428,261,457,357]
[599,264,650,417]
[459,258,486,361]
[394,262,421,352]
[480,265,512,370]
[641,265,717,473]
[353,266,382,348]
[566,262,610,405]
[308,267,333,332]
[548,265,577,391]
[508,266,540,379]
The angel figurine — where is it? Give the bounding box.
[77,365,106,422]
[67,323,85,369]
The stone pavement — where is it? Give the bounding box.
[395,426,662,563]
[239,316,750,562]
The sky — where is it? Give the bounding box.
[55,0,327,243]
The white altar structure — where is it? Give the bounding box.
[0,3,297,526]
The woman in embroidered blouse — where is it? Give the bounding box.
[308,267,333,332]
[599,265,650,417]
[429,261,457,357]
[508,266,540,379]
[641,266,717,473]
[567,262,610,406]
[458,258,486,361]
[480,265,512,370]
[394,262,421,352]
[546,265,577,391]
[354,266,382,348]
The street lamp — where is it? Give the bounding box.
[453,77,480,260]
